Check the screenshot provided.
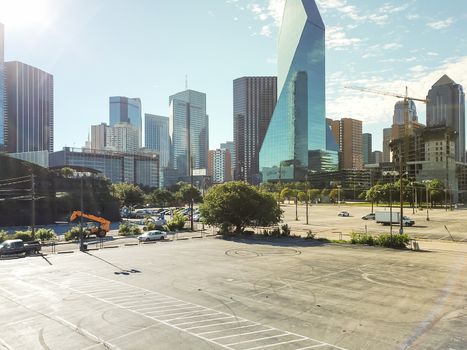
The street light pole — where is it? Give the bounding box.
[79,175,85,252]
[305,174,309,225]
[337,185,342,208]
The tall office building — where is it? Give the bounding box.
[4,61,54,153]
[106,123,139,153]
[220,141,235,179]
[0,23,4,150]
[89,123,108,150]
[362,133,373,165]
[208,148,232,184]
[145,114,170,168]
[233,76,277,183]
[383,127,392,162]
[330,118,363,170]
[259,0,339,182]
[169,89,209,176]
[393,99,418,125]
[109,96,142,147]
[372,151,383,164]
[427,75,465,162]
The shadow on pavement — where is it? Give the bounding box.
[83,251,142,275]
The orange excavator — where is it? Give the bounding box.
[69,211,111,238]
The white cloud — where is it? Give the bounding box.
[427,17,454,30]
[260,24,272,37]
[327,56,467,127]
[327,26,361,50]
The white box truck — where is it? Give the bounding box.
[375,212,414,226]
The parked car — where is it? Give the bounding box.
[0,239,41,256]
[138,230,167,241]
[193,213,203,222]
[338,211,350,217]
[361,213,376,220]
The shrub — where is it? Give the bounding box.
[0,230,10,243]
[145,221,157,231]
[350,232,375,246]
[35,228,57,242]
[167,212,186,231]
[14,230,34,242]
[305,230,316,240]
[119,223,141,236]
[376,233,410,249]
[351,232,410,249]
[281,224,291,237]
[64,227,81,241]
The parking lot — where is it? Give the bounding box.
[280,203,467,242]
[1,237,466,349]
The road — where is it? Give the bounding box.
[1,237,467,349]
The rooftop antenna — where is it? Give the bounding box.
[185,75,188,90]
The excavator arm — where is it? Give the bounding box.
[69,211,111,234]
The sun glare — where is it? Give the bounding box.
[0,0,53,29]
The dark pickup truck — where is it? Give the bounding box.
[0,239,41,256]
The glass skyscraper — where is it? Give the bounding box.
[0,23,5,150]
[109,96,142,148]
[259,0,338,182]
[169,90,209,177]
[145,114,170,168]
[4,61,54,153]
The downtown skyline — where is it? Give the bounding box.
[0,0,466,152]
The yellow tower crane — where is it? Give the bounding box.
[344,85,429,235]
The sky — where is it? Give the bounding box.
[0,0,466,153]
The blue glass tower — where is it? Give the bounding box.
[259,0,338,182]
[0,23,5,150]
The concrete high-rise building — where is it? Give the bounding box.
[427,75,465,162]
[208,148,232,184]
[169,89,209,177]
[0,23,4,150]
[372,151,383,164]
[259,0,339,182]
[393,99,418,125]
[383,127,392,162]
[105,123,139,153]
[220,141,235,179]
[89,123,108,150]
[109,96,142,147]
[4,61,54,153]
[362,133,373,165]
[233,77,277,183]
[330,118,363,170]
[145,114,170,168]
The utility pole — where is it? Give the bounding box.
[190,156,194,232]
[305,174,309,225]
[399,143,404,235]
[31,174,35,237]
[79,175,85,252]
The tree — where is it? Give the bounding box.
[329,189,339,202]
[110,183,145,207]
[146,189,175,207]
[175,183,203,205]
[279,187,290,203]
[297,191,308,203]
[307,189,320,203]
[428,179,445,205]
[200,181,282,233]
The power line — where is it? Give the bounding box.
[0,175,31,183]
[0,179,31,187]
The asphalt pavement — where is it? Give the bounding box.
[1,237,466,349]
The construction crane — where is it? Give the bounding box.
[345,85,429,235]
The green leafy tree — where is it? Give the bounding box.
[428,179,445,205]
[146,189,175,207]
[175,183,203,205]
[297,191,308,203]
[307,189,320,203]
[279,187,290,203]
[329,189,339,202]
[200,181,282,233]
[110,183,145,207]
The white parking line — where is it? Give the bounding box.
[172,316,234,327]
[210,328,273,341]
[165,312,221,323]
[245,338,309,350]
[37,273,348,350]
[225,333,292,347]
[296,345,328,350]
[197,324,259,336]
